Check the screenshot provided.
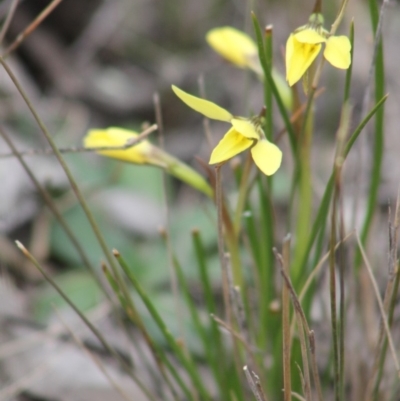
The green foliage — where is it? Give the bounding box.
[10,1,399,401]
[33,271,103,321]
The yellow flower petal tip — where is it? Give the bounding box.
[171,85,232,122]
[285,13,351,86]
[250,140,282,176]
[206,26,258,68]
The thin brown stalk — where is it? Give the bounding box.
[365,197,399,399]
[0,125,109,297]
[102,260,180,401]
[298,231,355,305]
[54,309,134,401]
[16,241,157,401]
[0,0,19,44]
[211,314,254,356]
[224,254,263,377]
[254,371,269,401]
[275,88,325,143]
[224,260,249,390]
[294,363,307,401]
[0,302,111,360]
[275,247,324,401]
[312,0,322,14]
[153,93,186,354]
[288,231,355,383]
[296,317,312,401]
[225,253,249,345]
[308,330,323,401]
[274,248,313,401]
[330,0,350,35]
[282,234,292,401]
[0,56,125,296]
[214,165,247,397]
[329,152,339,401]
[2,0,64,58]
[350,0,389,236]
[243,366,267,401]
[366,190,400,400]
[355,234,400,374]
[232,285,249,344]
[215,165,232,323]
[336,103,352,401]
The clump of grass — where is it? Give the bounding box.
[2,0,399,400]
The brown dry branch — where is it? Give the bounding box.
[15,240,157,401]
[356,234,400,375]
[243,366,267,401]
[2,0,64,58]
[0,0,19,44]
[281,234,292,401]
[274,246,323,401]
[365,191,400,399]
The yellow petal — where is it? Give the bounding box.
[294,28,326,44]
[285,34,295,82]
[231,118,260,139]
[286,35,321,86]
[209,128,253,164]
[324,36,351,69]
[84,127,153,165]
[250,139,282,176]
[172,85,233,122]
[206,26,258,69]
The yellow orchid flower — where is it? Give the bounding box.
[286,13,351,86]
[85,127,162,166]
[206,26,292,110]
[84,127,213,197]
[206,26,259,71]
[172,85,282,176]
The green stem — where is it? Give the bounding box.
[264,25,273,143]
[115,250,211,401]
[234,153,253,235]
[329,202,340,401]
[252,13,297,156]
[257,175,276,344]
[354,0,386,269]
[293,96,314,284]
[296,95,387,281]
[103,264,181,401]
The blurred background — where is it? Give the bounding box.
[0,0,400,400]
